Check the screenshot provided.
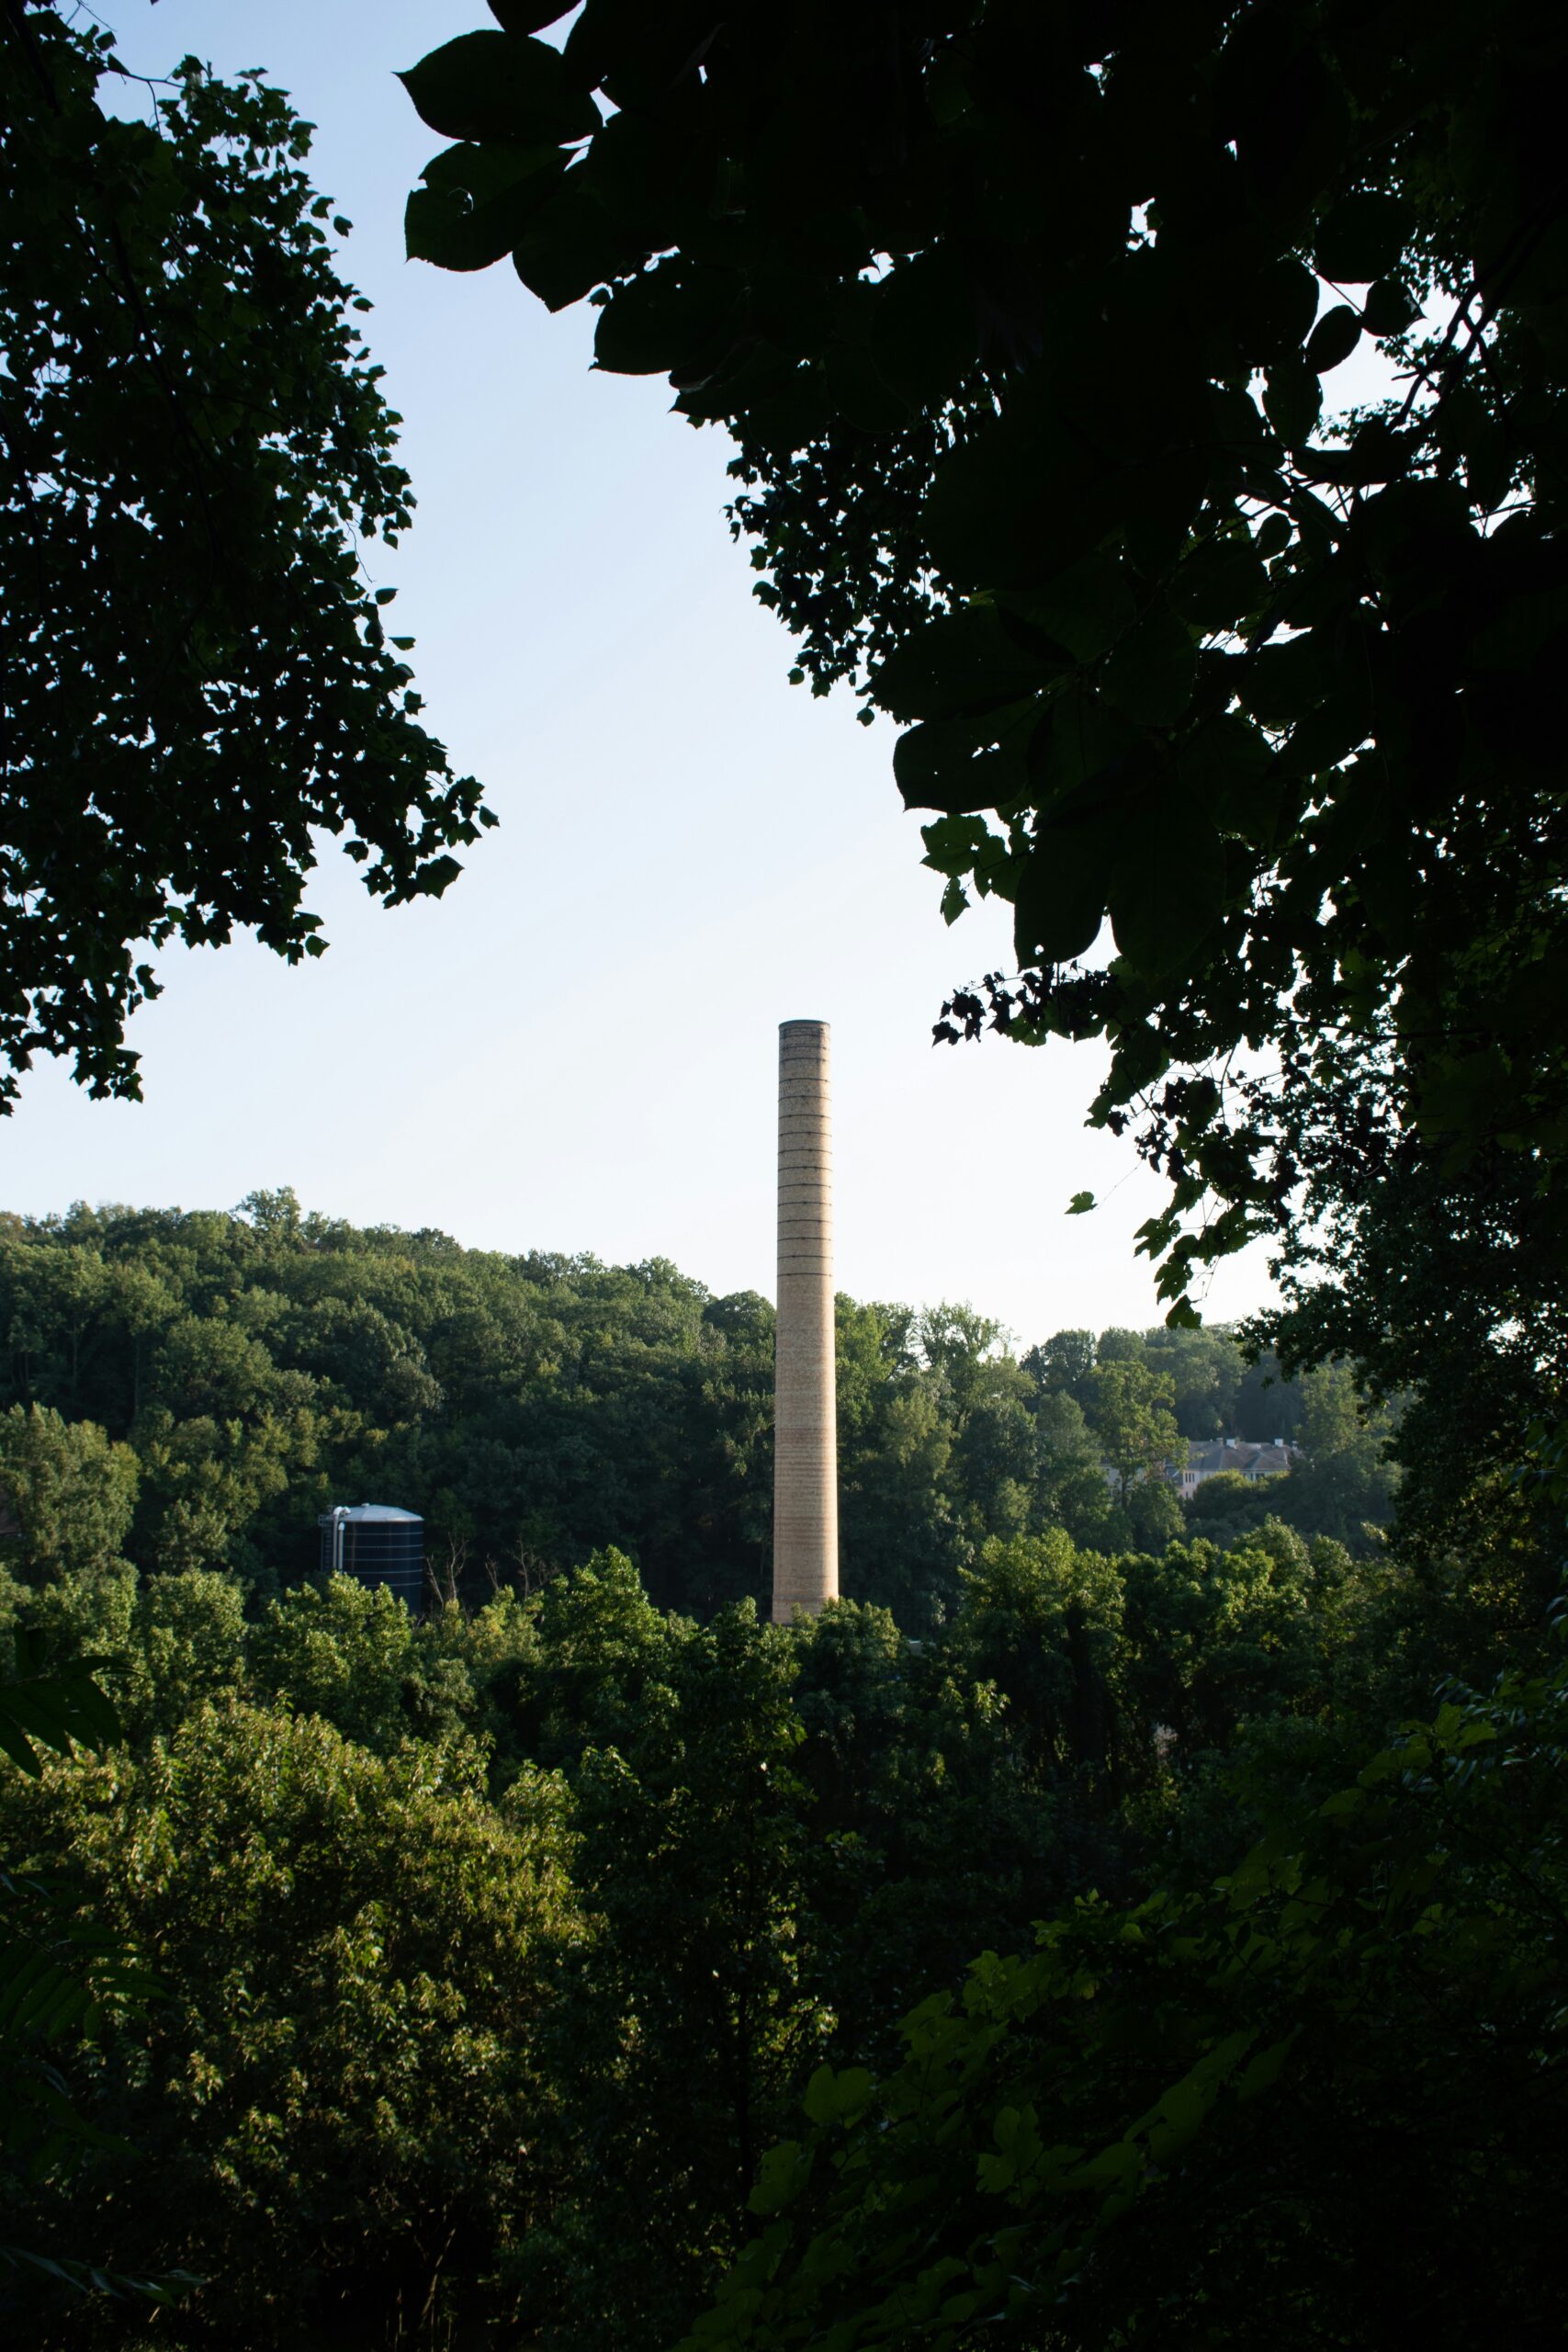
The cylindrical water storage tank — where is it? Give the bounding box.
[318,1503,425,1616]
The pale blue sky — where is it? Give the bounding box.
[3,0,1280,1342]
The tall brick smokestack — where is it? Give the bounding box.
[773,1019,839,1621]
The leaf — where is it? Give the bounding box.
[1012,823,1110,966]
[1101,600,1197,727]
[406,141,565,272]
[1413,1050,1516,1145]
[802,2065,873,2126]
[1361,276,1420,336]
[997,553,1135,663]
[399,32,600,148]
[488,0,578,29]
[865,247,978,407]
[1235,253,1321,359]
[749,2138,809,2216]
[1066,1192,1096,1215]
[1235,630,1328,728]
[1032,683,1144,808]
[922,391,1123,590]
[1303,303,1361,374]
[0,1661,123,1779]
[1176,710,1283,841]
[513,171,642,311]
[1105,786,1226,975]
[1296,415,1408,489]
[1314,192,1412,284]
[595,259,740,378]
[1262,356,1322,450]
[1171,535,1269,633]
[894,701,1039,815]
[873,606,1057,724]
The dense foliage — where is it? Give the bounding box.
[0,1193,1394,1627]
[3,1513,1558,2341]
[399,0,1568,1533]
[0,1538,1518,2343]
[686,1645,1568,2351]
[0,4,492,1110]
[0,1195,1556,2344]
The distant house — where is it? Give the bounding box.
[1170,1437,1300,1497]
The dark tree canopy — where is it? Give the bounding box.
[0,5,494,1110]
[400,0,1568,1426]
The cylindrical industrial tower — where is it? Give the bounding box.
[318,1503,426,1616]
[773,1019,839,1621]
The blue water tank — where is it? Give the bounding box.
[318,1504,425,1616]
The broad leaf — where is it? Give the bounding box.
[1106,788,1225,974]
[894,703,1039,815]
[1012,823,1110,965]
[1314,192,1412,284]
[873,606,1057,724]
[399,32,600,148]
[406,142,565,271]
[1303,302,1361,373]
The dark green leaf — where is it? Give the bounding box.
[923,393,1123,590]
[488,0,577,29]
[1314,192,1413,284]
[1361,275,1420,335]
[894,702,1039,814]
[399,33,600,149]
[1234,254,1321,360]
[513,171,643,311]
[1171,535,1269,633]
[1262,356,1322,448]
[1236,630,1328,727]
[865,249,978,408]
[1012,824,1110,965]
[1105,786,1226,974]
[1032,684,1144,809]
[594,259,739,377]
[1177,709,1283,841]
[998,555,1135,664]
[1303,303,1361,373]
[406,142,565,272]
[873,607,1056,724]
[1296,415,1408,488]
[1101,601,1197,727]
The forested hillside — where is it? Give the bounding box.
[4,1507,1534,2346]
[4,1194,1551,2348]
[0,1193,1391,1634]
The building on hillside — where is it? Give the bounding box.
[1170,1436,1301,1498]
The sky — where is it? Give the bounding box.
[2,0,1285,1344]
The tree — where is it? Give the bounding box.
[945,1532,1126,1784]
[0,6,493,1111]
[1144,1323,1246,1440]
[539,1586,826,2350]
[0,1406,138,1587]
[1023,1329,1097,1410]
[0,1636,190,2309]
[399,0,1568,1470]
[0,1698,576,2345]
[680,1645,1568,2352]
[1085,1358,1181,1500]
